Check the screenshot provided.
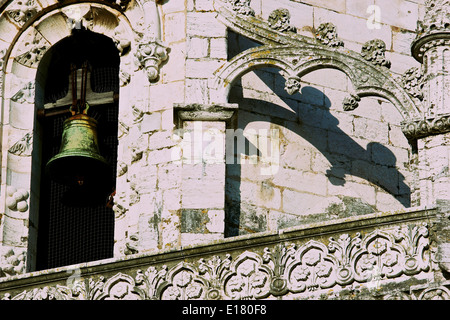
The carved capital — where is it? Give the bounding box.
[136,37,168,82]
[268,8,296,33]
[361,39,391,68]
[412,34,450,62]
[401,114,450,140]
[315,23,344,48]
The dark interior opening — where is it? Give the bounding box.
[35,30,119,270]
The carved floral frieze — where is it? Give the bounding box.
[2,223,438,300]
[401,114,450,140]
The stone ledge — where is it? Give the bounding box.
[0,204,439,299]
[173,103,238,128]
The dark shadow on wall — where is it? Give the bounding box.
[225,69,411,237]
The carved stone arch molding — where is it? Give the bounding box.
[210,0,424,123]
[0,0,165,273]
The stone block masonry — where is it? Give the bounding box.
[1,0,450,302]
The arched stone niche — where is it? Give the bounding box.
[0,0,156,273]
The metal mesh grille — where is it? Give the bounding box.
[36,103,118,270]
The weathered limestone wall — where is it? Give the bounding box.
[0,0,450,301]
[0,0,449,284]
[113,0,187,257]
[219,0,424,236]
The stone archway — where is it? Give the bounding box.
[0,1,152,272]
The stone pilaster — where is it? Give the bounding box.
[407,0,450,205]
[174,103,237,246]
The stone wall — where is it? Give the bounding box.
[218,0,423,236]
[0,0,449,301]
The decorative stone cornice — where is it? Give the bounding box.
[401,113,450,140]
[0,219,440,300]
[0,206,444,300]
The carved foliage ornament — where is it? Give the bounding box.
[361,39,391,68]
[15,32,48,68]
[11,81,35,104]
[315,22,344,48]
[400,67,424,101]
[9,132,32,156]
[0,249,26,278]
[3,223,436,300]
[0,48,5,94]
[416,0,450,37]
[226,0,255,16]
[284,76,301,95]
[6,186,29,212]
[6,0,38,25]
[268,8,296,33]
[342,93,361,111]
[135,36,168,82]
[401,114,450,140]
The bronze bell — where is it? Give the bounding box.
[45,104,110,189]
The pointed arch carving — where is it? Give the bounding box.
[210,1,423,123]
